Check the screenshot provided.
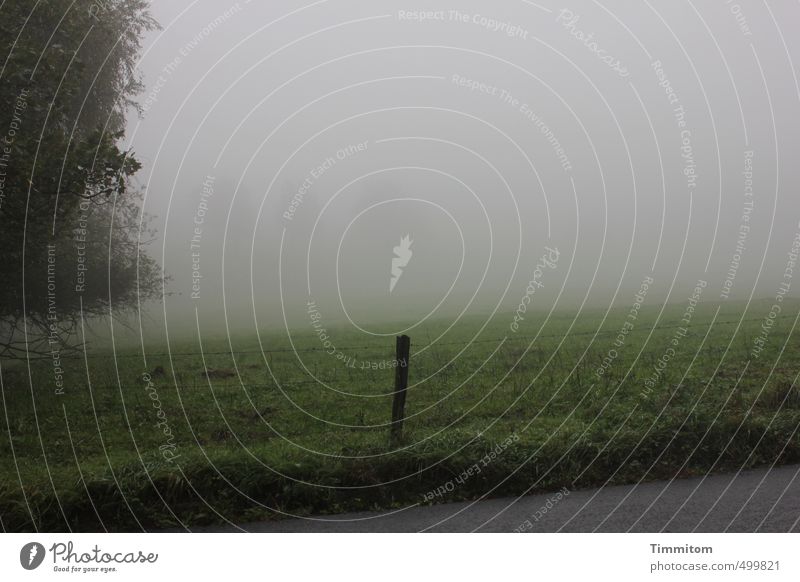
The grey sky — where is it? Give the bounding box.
[124,0,800,337]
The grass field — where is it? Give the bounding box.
[2,298,800,531]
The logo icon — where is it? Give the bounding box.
[390,235,413,293]
[20,542,45,570]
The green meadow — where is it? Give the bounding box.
[2,299,799,531]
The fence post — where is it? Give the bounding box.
[391,334,411,444]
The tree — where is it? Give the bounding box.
[0,0,160,358]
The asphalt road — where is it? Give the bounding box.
[196,464,800,532]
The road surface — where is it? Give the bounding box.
[193,464,800,532]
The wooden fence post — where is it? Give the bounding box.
[391,334,411,444]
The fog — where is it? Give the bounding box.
[122,0,800,340]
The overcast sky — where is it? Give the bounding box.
[124,0,800,338]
